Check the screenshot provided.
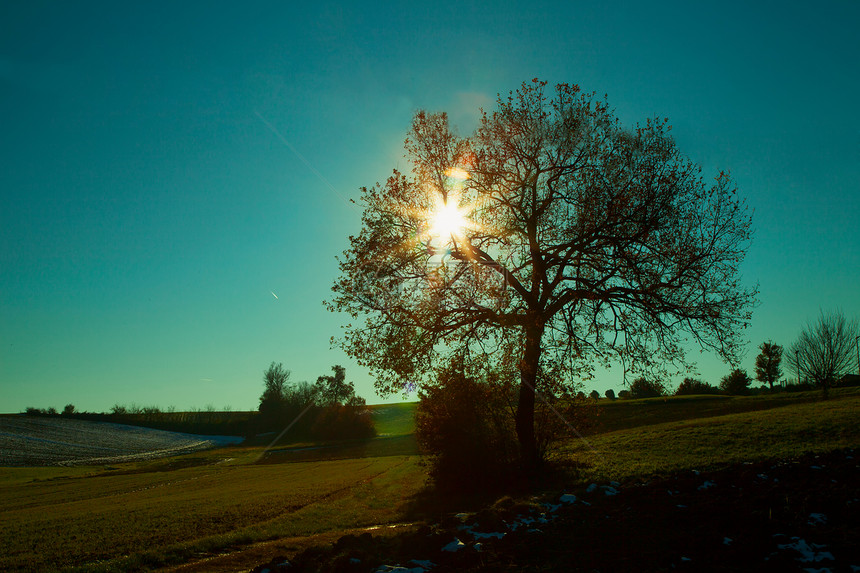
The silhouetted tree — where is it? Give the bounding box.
[314,365,365,407]
[629,377,666,399]
[589,390,601,400]
[675,377,719,395]
[62,404,76,416]
[415,357,518,491]
[259,362,291,427]
[328,80,756,469]
[605,389,616,400]
[790,310,860,396]
[755,341,783,390]
[720,368,751,395]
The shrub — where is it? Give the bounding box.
[589,390,601,400]
[617,390,630,399]
[310,405,375,441]
[628,377,666,399]
[674,378,719,396]
[62,404,76,416]
[605,389,616,400]
[415,358,518,492]
[720,369,752,395]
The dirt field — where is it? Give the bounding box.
[0,415,242,466]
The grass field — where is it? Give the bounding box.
[2,390,858,571]
[561,389,860,483]
[0,441,426,571]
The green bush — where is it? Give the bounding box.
[675,378,720,395]
[628,377,667,399]
[720,368,752,395]
[415,359,518,492]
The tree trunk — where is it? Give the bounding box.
[516,321,544,471]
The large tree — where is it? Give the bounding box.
[790,310,859,395]
[754,340,783,390]
[328,80,756,468]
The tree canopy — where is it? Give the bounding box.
[790,310,859,395]
[328,80,756,468]
[754,341,783,390]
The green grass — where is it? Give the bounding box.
[592,385,860,434]
[0,446,426,572]
[368,402,417,436]
[4,393,859,571]
[559,390,860,484]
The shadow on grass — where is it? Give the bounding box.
[255,434,421,464]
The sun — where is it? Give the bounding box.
[429,195,469,243]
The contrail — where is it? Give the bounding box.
[254,110,357,212]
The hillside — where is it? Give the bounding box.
[0,415,242,467]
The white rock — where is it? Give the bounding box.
[441,538,465,552]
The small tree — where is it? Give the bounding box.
[790,310,860,396]
[675,377,719,395]
[62,404,76,416]
[415,358,517,491]
[720,368,751,395]
[314,365,365,407]
[754,341,783,391]
[605,389,616,400]
[589,390,601,400]
[629,377,666,399]
[259,362,291,429]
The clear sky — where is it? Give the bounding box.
[2,1,859,413]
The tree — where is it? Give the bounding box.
[328,80,756,469]
[720,368,751,395]
[589,390,601,400]
[675,377,718,395]
[754,341,783,390]
[790,310,860,396]
[314,365,365,407]
[605,389,616,400]
[259,362,290,423]
[629,377,666,399]
[62,404,76,416]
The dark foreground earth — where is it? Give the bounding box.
[251,448,859,572]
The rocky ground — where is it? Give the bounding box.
[250,448,859,572]
[0,415,242,466]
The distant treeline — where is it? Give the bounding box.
[22,406,257,437]
[22,363,377,443]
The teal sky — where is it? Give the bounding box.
[2,1,859,413]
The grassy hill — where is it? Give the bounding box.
[2,391,858,571]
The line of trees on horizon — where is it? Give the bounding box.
[21,363,377,441]
[583,309,860,399]
[255,362,375,442]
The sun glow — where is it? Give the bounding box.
[429,196,469,243]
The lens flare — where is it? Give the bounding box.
[429,194,469,243]
[445,167,470,180]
